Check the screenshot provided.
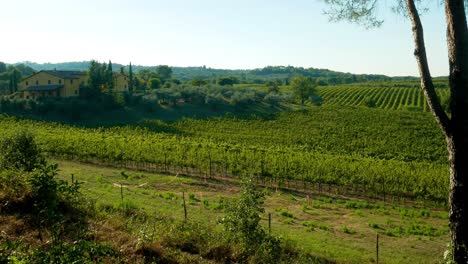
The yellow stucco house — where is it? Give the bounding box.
[20,70,130,99]
[114,73,130,92]
[20,70,88,99]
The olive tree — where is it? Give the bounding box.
[322,0,468,261]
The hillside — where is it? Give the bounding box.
[12,61,395,84]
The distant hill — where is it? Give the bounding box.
[10,61,417,85]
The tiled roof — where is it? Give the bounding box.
[21,85,63,91]
[41,70,86,79]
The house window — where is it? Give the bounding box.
[26,96,29,99]
[26,81,29,86]
[59,79,62,84]
[70,79,74,84]
[48,80,51,84]
[75,90,78,95]
[36,80,39,85]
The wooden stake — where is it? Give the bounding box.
[376,233,379,264]
[182,191,187,221]
[120,183,124,202]
[268,213,271,234]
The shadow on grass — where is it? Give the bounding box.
[1,100,295,133]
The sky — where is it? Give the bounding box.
[0,0,450,76]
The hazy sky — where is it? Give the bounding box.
[0,0,449,76]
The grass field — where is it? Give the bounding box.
[55,159,449,264]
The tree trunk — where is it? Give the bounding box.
[448,132,468,262]
[445,0,468,262]
[406,0,468,261]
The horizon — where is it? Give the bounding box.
[1,0,448,77]
[10,60,430,78]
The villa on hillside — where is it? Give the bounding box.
[114,73,130,92]
[20,70,130,99]
[20,70,88,99]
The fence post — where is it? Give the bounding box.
[376,233,379,264]
[268,213,271,234]
[209,155,212,179]
[120,183,124,202]
[382,176,386,202]
[182,191,187,221]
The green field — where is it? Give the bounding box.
[55,160,449,264]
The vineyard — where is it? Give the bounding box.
[316,80,450,111]
[0,104,449,202]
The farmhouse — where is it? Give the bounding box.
[20,70,88,99]
[114,73,130,92]
[19,70,130,99]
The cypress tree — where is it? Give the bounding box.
[129,62,134,93]
[107,60,114,92]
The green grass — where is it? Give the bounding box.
[55,160,449,264]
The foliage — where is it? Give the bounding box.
[218,76,239,86]
[316,81,450,112]
[148,77,161,89]
[0,130,44,172]
[156,65,173,83]
[220,176,283,263]
[291,74,317,105]
[18,61,394,85]
[30,240,117,264]
[0,102,450,201]
[29,163,81,224]
[0,62,6,73]
[191,78,208,87]
[221,176,266,246]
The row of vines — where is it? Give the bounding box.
[0,105,449,202]
[317,83,450,112]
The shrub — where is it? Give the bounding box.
[362,96,377,108]
[221,176,266,246]
[29,163,81,223]
[0,130,45,172]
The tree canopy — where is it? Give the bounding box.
[290,75,317,105]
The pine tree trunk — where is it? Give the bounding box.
[448,129,468,262]
[406,0,468,261]
[445,0,468,260]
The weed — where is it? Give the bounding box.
[342,225,356,234]
[118,199,138,216]
[276,208,294,218]
[188,193,200,202]
[354,209,364,217]
[317,196,333,203]
[302,221,330,231]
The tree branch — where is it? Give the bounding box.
[323,0,383,28]
[405,0,452,136]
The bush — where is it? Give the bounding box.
[29,164,81,224]
[362,96,377,108]
[221,176,266,247]
[0,130,45,172]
